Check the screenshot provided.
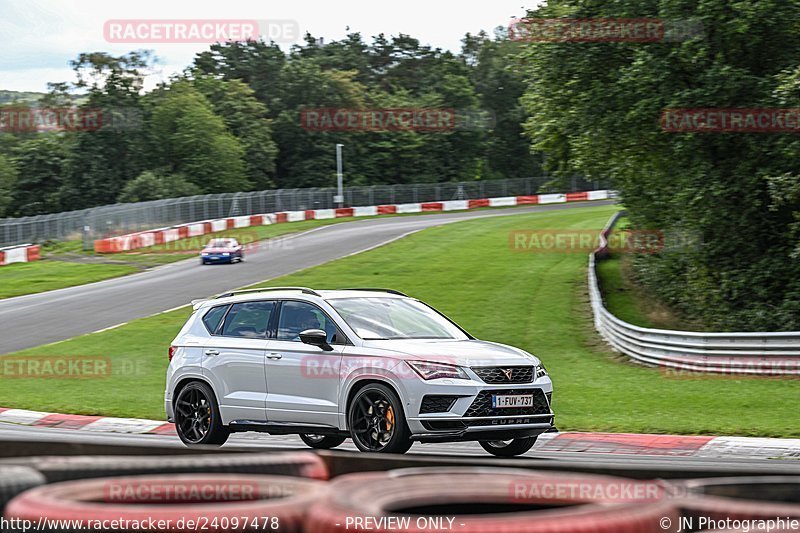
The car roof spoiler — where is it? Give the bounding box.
[337,288,409,297]
[215,287,322,299]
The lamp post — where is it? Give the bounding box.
[335,143,344,208]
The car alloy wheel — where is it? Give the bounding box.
[176,388,211,443]
[479,436,537,457]
[299,433,347,449]
[174,382,229,446]
[348,384,411,454]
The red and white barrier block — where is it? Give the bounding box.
[0,244,41,266]
[94,189,612,253]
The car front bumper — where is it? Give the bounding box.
[404,375,554,442]
[201,254,235,263]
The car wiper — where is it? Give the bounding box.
[364,336,454,340]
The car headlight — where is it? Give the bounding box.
[536,365,548,379]
[201,252,209,256]
[222,252,230,256]
[407,361,469,380]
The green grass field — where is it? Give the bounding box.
[1,203,797,437]
[0,262,139,299]
[595,256,664,328]
[0,203,587,300]
[594,221,700,331]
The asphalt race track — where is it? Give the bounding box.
[1,422,799,476]
[0,201,613,354]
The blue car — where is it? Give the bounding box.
[200,238,244,265]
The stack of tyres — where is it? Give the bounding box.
[678,476,800,531]
[16,452,329,483]
[305,467,678,532]
[5,474,326,533]
[0,467,45,515]
[5,460,800,532]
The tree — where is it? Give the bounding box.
[0,154,17,217]
[193,40,287,115]
[269,59,366,188]
[60,52,150,209]
[10,135,71,216]
[117,171,201,203]
[518,0,800,330]
[191,76,278,189]
[146,81,249,193]
[467,32,542,180]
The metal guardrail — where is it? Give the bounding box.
[588,212,800,375]
[0,176,609,249]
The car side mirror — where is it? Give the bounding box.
[299,329,333,351]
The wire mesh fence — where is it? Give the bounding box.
[0,176,610,249]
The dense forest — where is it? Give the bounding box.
[1,0,799,331]
[0,31,540,217]
[516,0,800,330]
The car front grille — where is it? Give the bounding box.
[472,366,534,384]
[420,395,459,414]
[464,388,550,417]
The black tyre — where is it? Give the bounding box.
[0,466,45,514]
[307,469,676,533]
[299,434,347,450]
[25,452,329,483]
[348,383,412,454]
[7,474,327,533]
[479,437,537,457]
[174,381,230,446]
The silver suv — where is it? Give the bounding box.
[165,287,554,456]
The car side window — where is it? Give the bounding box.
[277,301,345,344]
[202,305,229,334]
[220,301,275,339]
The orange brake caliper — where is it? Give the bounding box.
[385,406,395,432]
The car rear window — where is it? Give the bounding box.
[202,305,229,334]
[220,301,275,338]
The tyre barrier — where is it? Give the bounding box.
[14,452,329,483]
[679,476,800,523]
[5,474,327,532]
[0,467,46,514]
[305,467,678,532]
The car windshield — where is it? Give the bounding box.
[328,297,468,340]
[206,239,233,248]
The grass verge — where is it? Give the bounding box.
[0,262,139,299]
[1,203,796,437]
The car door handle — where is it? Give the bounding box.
[267,353,282,360]
[204,349,219,356]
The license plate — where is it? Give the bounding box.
[492,394,533,408]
